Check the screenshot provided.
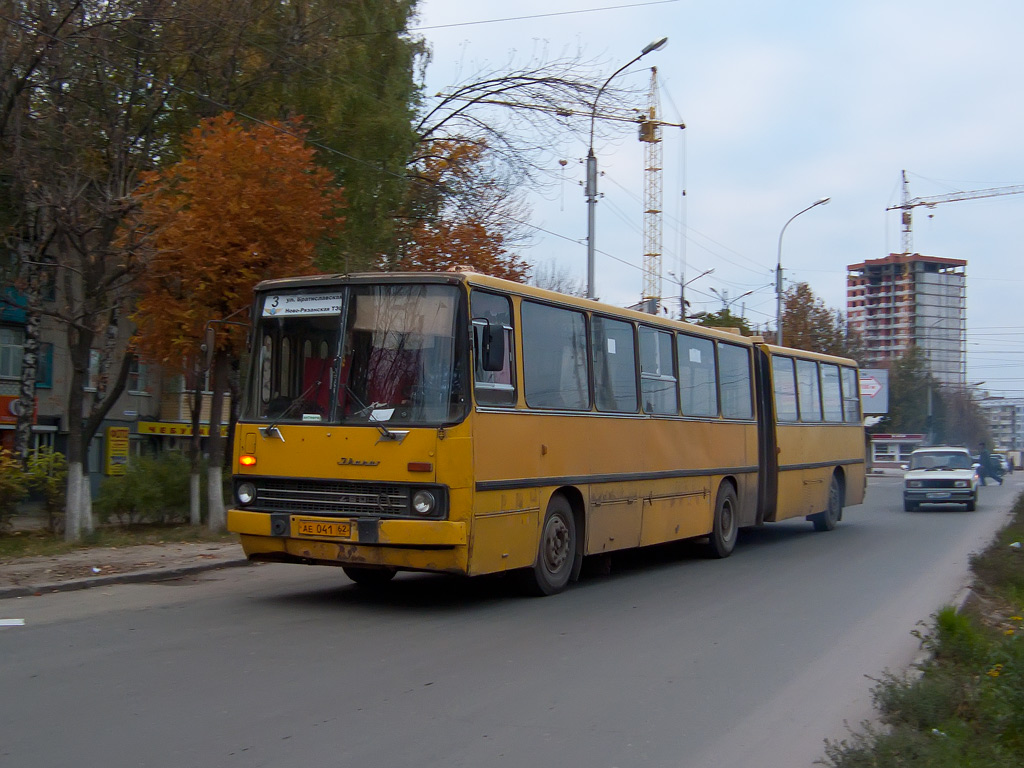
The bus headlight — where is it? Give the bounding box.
[412,490,436,516]
[237,482,257,506]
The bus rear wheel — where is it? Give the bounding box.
[811,474,842,531]
[707,484,738,559]
[523,494,577,596]
[342,565,397,587]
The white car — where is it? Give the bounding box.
[903,446,979,512]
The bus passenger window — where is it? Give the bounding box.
[796,359,822,422]
[522,301,589,410]
[471,291,515,406]
[820,364,843,422]
[772,356,799,422]
[719,343,753,419]
[640,326,678,415]
[677,334,717,417]
[592,316,638,413]
[841,367,861,423]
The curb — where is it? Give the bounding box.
[0,557,253,600]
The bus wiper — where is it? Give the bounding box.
[345,385,397,441]
[261,378,323,441]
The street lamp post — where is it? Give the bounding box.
[586,37,668,300]
[709,287,754,315]
[670,268,714,320]
[776,196,830,345]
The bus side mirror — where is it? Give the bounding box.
[478,321,505,372]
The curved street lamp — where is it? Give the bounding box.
[776,196,830,345]
[586,37,668,299]
[709,286,754,314]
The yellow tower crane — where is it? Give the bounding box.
[639,67,664,314]
[887,169,1024,254]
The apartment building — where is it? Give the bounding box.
[846,253,966,386]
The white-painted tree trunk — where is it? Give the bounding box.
[190,472,202,526]
[82,481,93,533]
[64,462,83,542]
[207,465,226,531]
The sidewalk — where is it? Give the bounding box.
[0,538,251,599]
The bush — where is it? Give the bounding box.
[0,448,29,530]
[94,452,193,525]
[25,447,67,534]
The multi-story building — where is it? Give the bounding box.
[1,286,226,496]
[846,253,966,386]
[979,397,1024,454]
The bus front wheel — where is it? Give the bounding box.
[707,484,738,559]
[523,495,577,596]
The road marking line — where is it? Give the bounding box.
[0,618,26,627]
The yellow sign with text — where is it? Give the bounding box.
[105,426,130,476]
[137,421,228,438]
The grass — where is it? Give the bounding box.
[0,524,236,560]
[820,493,1024,767]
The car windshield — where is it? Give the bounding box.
[910,451,973,470]
[244,283,468,426]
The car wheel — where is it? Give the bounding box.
[904,499,917,512]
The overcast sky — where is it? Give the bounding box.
[413,0,1024,398]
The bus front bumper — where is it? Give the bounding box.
[228,509,469,573]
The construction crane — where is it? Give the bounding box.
[887,169,1024,253]
[639,67,664,313]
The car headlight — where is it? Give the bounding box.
[411,490,436,516]
[906,480,922,488]
[954,480,968,488]
[237,482,257,505]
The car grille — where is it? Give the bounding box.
[916,478,967,489]
[251,479,411,515]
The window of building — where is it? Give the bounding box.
[639,325,676,415]
[522,301,589,410]
[0,327,22,378]
[591,315,637,412]
[127,358,150,394]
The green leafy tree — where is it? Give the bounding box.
[689,309,755,336]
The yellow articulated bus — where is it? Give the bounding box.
[228,271,866,595]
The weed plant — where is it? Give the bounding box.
[822,495,1024,767]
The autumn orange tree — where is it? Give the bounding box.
[132,112,343,529]
[390,139,531,282]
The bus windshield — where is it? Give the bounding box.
[246,283,468,426]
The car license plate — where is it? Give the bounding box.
[926,492,950,499]
[294,518,353,538]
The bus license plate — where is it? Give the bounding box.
[295,518,352,538]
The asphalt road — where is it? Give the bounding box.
[1,474,1017,768]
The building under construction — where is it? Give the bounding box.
[846,253,966,386]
